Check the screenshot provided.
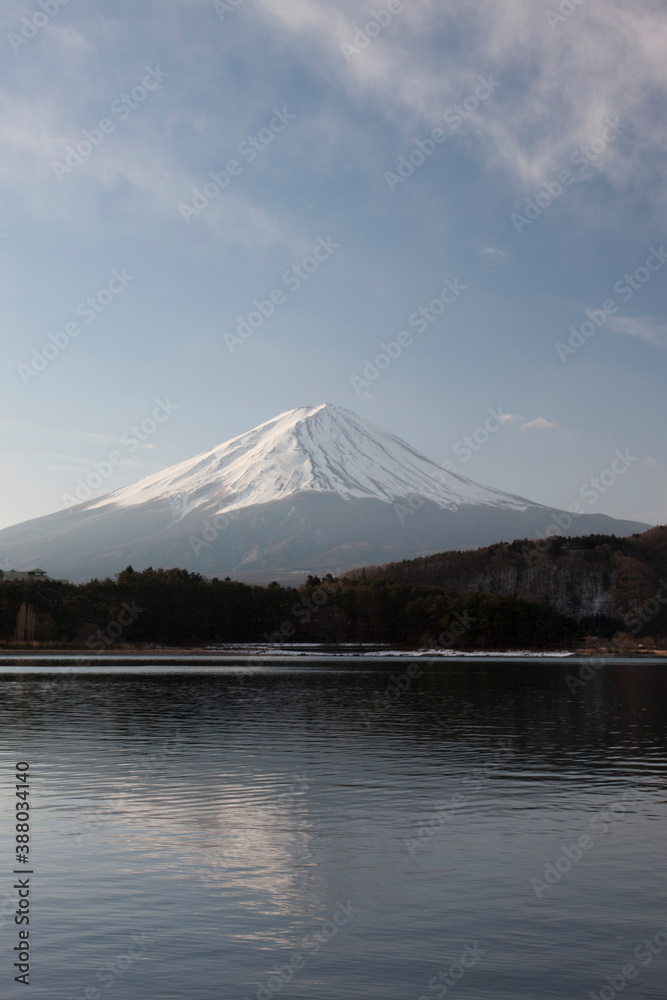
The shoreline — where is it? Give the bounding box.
[0,641,666,658]
[0,643,573,657]
[0,644,666,669]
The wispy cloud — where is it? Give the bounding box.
[0,10,299,249]
[3,0,665,242]
[519,417,559,432]
[480,247,512,271]
[256,0,667,207]
[607,316,667,347]
[0,420,116,444]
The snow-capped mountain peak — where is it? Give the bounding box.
[90,403,530,518]
[0,403,650,583]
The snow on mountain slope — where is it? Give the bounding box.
[90,403,533,517]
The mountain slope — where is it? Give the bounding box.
[346,526,667,637]
[87,403,535,516]
[0,404,651,583]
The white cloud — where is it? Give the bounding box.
[0,420,116,444]
[0,87,290,247]
[0,12,300,250]
[256,0,667,208]
[607,316,667,347]
[519,417,559,431]
[480,247,512,271]
[2,0,666,246]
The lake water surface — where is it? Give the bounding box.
[0,659,666,999]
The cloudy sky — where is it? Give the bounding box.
[1,0,666,531]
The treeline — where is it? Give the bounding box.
[347,527,667,639]
[0,566,583,649]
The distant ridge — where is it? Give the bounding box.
[346,526,667,637]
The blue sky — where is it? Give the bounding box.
[1,0,666,532]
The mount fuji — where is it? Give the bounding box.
[0,403,650,583]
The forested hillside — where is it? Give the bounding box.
[347,527,667,639]
[0,566,582,650]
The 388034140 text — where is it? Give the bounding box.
[13,761,32,986]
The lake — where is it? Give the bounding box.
[0,658,666,999]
